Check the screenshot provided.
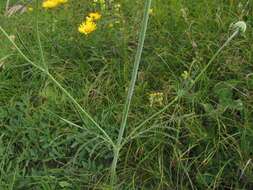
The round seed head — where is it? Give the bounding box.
[232,21,247,33]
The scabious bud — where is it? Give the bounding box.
[232,21,247,33]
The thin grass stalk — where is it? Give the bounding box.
[190,29,240,88]
[5,0,10,12]
[110,0,152,186]
[35,0,48,71]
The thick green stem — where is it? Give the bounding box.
[110,0,152,186]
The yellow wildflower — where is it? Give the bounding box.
[78,20,97,35]
[42,0,59,9]
[85,16,94,22]
[28,7,33,12]
[88,12,102,21]
[181,71,190,80]
[78,12,101,36]
[149,92,164,106]
[58,0,68,3]
[149,8,154,15]
[42,0,68,9]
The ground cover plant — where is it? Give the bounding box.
[0,0,253,189]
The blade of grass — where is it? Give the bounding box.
[45,108,112,145]
[35,0,48,71]
[5,0,10,12]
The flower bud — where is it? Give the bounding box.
[232,21,247,33]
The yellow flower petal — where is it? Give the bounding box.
[78,20,97,35]
[88,12,101,21]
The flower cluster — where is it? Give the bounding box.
[42,0,68,9]
[78,12,101,36]
[149,92,164,107]
[181,71,190,80]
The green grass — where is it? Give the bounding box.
[1,0,253,189]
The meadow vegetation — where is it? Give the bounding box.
[0,0,253,189]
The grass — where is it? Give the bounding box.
[0,0,253,189]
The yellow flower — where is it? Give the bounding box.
[78,20,97,35]
[57,0,68,3]
[181,71,190,80]
[78,12,101,36]
[88,12,102,21]
[42,0,68,9]
[42,0,59,9]
[85,16,94,22]
[28,7,33,11]
[149,92,164,106]
[149,8,154,15]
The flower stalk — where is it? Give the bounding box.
[110,0,152,186]
[190,21,247,88]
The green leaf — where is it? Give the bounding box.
[59,181,71,188]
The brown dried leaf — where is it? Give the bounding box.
[4,4,27,17]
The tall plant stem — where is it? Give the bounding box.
[110,0,152,186]
[190,29,240,88]
[5,0,10,12]
[35,0,48,71]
